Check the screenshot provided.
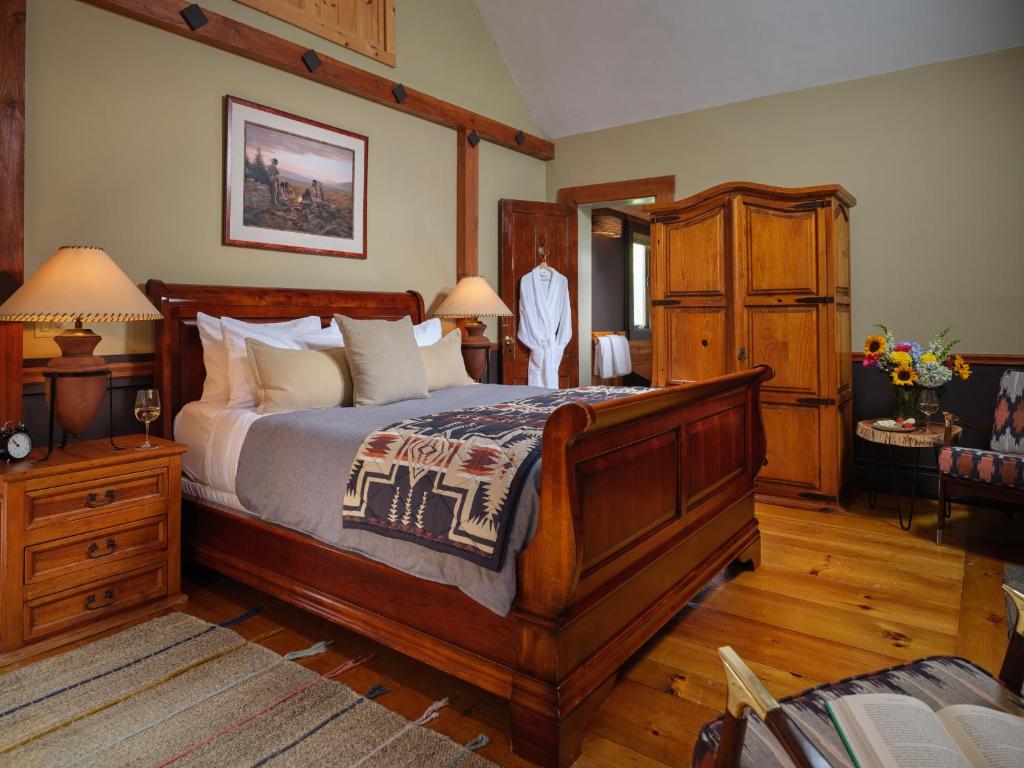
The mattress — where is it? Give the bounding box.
[173,401,264,492]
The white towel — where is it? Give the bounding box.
[593,335,632,379]
[609,334,632,376]
[594,335,616,380]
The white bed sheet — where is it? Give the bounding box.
[173,401,264,493]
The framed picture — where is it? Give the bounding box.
[225,96,368,259]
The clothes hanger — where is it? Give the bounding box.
[536,246,552,279]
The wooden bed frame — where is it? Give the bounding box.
[145,280,771,767]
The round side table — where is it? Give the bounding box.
[855,420,963,531]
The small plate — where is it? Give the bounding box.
[873,419,916,432]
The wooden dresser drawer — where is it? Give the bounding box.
[23,562,168,643]
[25,467,167,531]
[24,516,168,587]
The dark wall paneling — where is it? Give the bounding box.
[590,212,627,333]
[852,361,1015,498]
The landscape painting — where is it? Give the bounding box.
[225,97,367,259]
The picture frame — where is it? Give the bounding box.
[224,96,368,259]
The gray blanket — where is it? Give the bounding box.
[235,384,547,615]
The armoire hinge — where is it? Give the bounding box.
[795,296,835,304]
[793,200,830,210]
[796,397,837,406]
[798,491,838,502]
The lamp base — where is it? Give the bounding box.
[457,318,492,383]
[44,327,108,438]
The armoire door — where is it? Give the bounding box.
[498,200,578,387]
[650,201,733,386]
[735,195,832,496]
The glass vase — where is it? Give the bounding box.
[892,386,921,421]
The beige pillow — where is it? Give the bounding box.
[420,330,474,391]
[335,315,429,406]
[246,338,352,413]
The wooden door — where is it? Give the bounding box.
[735,195,831,496]
[650,201,733,385]
[498,200,578,387]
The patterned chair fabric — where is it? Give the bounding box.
[991,369,1024,455]
[938,446,1024,490]
[692,657,1024,768]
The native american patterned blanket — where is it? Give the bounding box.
[341,386,640,570]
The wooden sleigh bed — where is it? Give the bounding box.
[145,280,771,767]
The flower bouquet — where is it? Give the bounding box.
[863,326,971,422]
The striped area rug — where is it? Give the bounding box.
[0,612,493,768]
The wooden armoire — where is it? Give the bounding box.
[647,182,856,509]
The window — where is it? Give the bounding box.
[629,231,651,338]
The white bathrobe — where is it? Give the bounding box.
[518,265,572,388]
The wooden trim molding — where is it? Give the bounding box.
[1,0,25,422]
[852,352,1024,366]
[77,0,554,161]
[456,128,479,279]
[22,356,154,386]
[556,175,675,206]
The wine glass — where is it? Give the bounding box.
[919,389,940,431]
[134,389,161,450]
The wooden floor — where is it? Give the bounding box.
[7,491,1022,766]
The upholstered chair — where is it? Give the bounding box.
[936,369,1024,544]
[692,586,1024,768]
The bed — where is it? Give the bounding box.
[145,280,771,767]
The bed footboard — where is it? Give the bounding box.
[511,366,771,766]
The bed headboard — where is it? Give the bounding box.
[144,280,425,438]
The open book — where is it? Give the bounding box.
[826,693,1024,768]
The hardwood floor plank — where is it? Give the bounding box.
[575,732,674,768]
[732,564,960,635]
[761,540,962,601]
[587,678,716,767]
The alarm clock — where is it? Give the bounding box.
[0,421,33,462]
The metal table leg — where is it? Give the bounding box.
[867,440,878,510]
[889,444,922,531]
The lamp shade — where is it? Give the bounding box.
[0,246,162,323]
[433,276,512,319]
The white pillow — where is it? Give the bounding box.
[326,316,441,347]
[196,313,320,403]
[413,318,443,346]
[221,318,343,408]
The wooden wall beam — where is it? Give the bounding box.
[557,175,675,206]
[0,0,25,423]
[456,128,479,279]
[78,0,554,161]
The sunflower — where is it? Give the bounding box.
[954,354,971,381]
[891,364,918,386]
[864,335,887,356]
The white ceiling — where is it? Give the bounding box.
[472,0,1024,138]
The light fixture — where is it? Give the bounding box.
[433,276,512,381]
[0,246,162,439]
[592,213,623,238]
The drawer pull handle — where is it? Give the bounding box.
[84,589,116,611]
[86,538,118,559]
[85,490,117,508]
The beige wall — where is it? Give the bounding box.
[548,47,1024,354]
[23,0,545,358]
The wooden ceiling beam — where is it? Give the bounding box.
[78,0,554,161]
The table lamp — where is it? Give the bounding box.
[433,276,512,382]
[0,246,162,439]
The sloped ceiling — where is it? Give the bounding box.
[472,0,1024,138]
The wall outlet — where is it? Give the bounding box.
[34,322,66,338]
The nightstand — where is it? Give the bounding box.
[0,436,187,668]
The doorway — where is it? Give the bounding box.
[557,176,674,386]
